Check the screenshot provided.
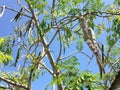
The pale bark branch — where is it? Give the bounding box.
[59,51,93,60]
[26,1,56,74]
[0,76,29,89]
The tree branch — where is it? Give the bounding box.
[109,69,120,90]
[0,5,31,18]
[59,51,92,60]
[91,11,120,17]
[26,2,56,74]
[57,30,62,62]
[0,86,11,89]
[0,76,29,90]
[48,30,58,47]
[51,0,56,14]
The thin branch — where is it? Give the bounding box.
[0,86,11,89]
[105,46,116,71]
[82,11,120,18]
[17,0,31,13]
[57,30,62,62]
[59,51,92,60]
[39,63,53,75]
[28,68,33,89]
[59,18,77,29]
[0,76,29,90]
[112,57,120,66]
[21,57,27,73]
[57,16,71,24]
[0,5,31,18]
[92,11,120,16]
[35,49,54,76]
[51,0,56,14]
[48,30,58,47]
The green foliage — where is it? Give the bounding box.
[0,37,13,65]
[0,38,5,46]
[46,56,79,89]
[107,18,120,47]
[0,52,12,65]
[26,0,48,15]
[0,69,28,86]
[27,65,41,82]
[0,37,12,54]
[76,38,84,51]
[64,71,99,90]
[38,19,51,36]
[114,0,120,6]
[65,27,72,39]
[0,0,120,90]
[58,56,80,70]
[77,0,105,12]
[26,53,45,82]
[96,22,106,36]
[68,8,81,16]
[61,33,75,47]
[112,19,120,37]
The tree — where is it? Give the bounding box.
[0,0,120,90]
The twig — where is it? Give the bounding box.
[0,86,11,89]
[92,11,120,16]
[59,51,92,60]
[0,76,29,89]
[56,30,62,62]
[17,0,30,13]
[48,30,58,47]
[39,63,53,76]
[51,0,56,14]
[0,5,31,18]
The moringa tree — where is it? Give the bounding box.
[0,0,120,90]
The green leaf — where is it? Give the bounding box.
[0,38,5,46]
[65,28,72,38]
[76,38,83,51]
[68,8,80,15]
[0,52,13,65]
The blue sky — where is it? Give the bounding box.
[0,0,114,90]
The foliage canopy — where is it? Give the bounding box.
[0,0,120,90]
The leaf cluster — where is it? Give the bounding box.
[0,37,13,65]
